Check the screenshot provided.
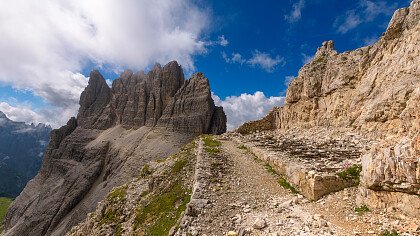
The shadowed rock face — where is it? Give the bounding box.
[76,61,225,134]
[3,61,226,236]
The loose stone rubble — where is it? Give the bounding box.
[230,127,373,200]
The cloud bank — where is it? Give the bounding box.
[212,92,285,130]
[0,0,209,126]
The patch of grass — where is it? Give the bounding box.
[237,144,247,150]
[0,197,12,231]
[140,164,152,177]
[107,185,128,203]
[355,204,370,213]
[381,230,399,236]
[278,177,299,194]
[202,135,221,148]
[202,135,222,154]
[172,158,188,173]
[264,164,277,175]
[337,164,362,184]
[100,185,128,227]
[134,181,191,235]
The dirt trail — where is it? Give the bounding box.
[177,136,419,236]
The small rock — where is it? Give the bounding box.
[406,221,419,232]
[227,231,238,236]
[253,218,267,229]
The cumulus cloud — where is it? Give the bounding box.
[335,0,398,34]
[222,51,284,72]
[212,92,285,130]
[0,102,43,125]
[222,52,246,64]
[335,10,362,34]
[247,51,284,72]
[285,0,305,23]
[218,35,229,46]
[0,0,209,126]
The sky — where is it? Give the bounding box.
[0,0,412,129]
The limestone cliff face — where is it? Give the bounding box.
[76,61,225,133]
[244,1,419,215]
[3,61,226,236]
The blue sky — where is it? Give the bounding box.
[0,0,412,128]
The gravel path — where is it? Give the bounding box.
[177,137,419,236]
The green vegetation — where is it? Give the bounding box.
[202,135,221,154]
[380,230,399,236]
[237,144,247,150]
[100,185,128,235]
[172,158,188,173]
[107,185,128,203]
[264,163,277,175]
[0,197,13,231]
[337,164,362,184]
[134,181,191,235]
[278,177,299,194]
[140,164,152,177]
[132,140,196,235]
[354,204,370,213]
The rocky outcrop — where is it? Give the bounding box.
[75,61,226,134]
[3,61,226,236]
[246,1,419,216]
[236,108,278,135]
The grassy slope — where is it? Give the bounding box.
[0,197,12,231]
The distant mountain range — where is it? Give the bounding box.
[0,111,51,197]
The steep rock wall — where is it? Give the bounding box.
[272,1,419,215]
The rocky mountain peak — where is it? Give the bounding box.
[314,40,337,58]
[76,61,225,133]
[77,70,113,129]
[0,110,8,119]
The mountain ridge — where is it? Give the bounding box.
[0,111,51,198]
[2,61,226,236]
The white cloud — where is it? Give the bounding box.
[335,10,362,34]
[335,0,398,34]
[0,102,45,125]
[212,92,285,130]
[218,35,229,47]
[247,51,284,72]
[360,0,397,21]
[0,0,209,126]
[222,52,246,64]
[284,75,295,86]
[285,0,305,23]
[301,53,314,65]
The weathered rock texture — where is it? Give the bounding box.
[3,61,226,236]
[239,1,419,216]
[236,108,278,135]
[76,61,226,133]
